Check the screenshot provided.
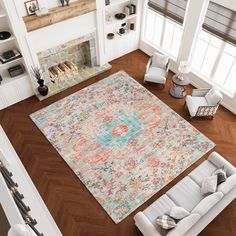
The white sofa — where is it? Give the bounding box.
[134,152,236,236]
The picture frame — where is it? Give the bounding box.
[24,0,39,16]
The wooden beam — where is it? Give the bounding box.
[23,0,96,32]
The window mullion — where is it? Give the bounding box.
[210,41,226,80]
[160,17,166,48]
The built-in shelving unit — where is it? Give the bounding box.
[0,1,31,110]
[102,0,141,61]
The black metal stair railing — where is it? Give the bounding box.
[0,160,44,236]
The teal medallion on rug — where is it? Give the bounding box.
[30,71,215,223]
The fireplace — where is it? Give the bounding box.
[36,32,111,100]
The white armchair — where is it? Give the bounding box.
[144,52,170,88]
[185,88,223,119]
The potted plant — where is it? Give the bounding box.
[31,66,48,96]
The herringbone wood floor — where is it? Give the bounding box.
[0,50,235,236]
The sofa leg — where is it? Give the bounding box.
[162,84,165,89]
[210,116,214,120]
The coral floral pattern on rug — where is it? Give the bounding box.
[30,71,215,223]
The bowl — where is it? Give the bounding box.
[107,33,114,40]
[115,13,126,20]
[0,31,11,40]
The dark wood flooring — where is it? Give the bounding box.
[0,50,235,236]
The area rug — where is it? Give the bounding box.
[30,71,215,223]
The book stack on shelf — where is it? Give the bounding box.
[124,4,136,15]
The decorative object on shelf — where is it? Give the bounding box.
[105,11,113,22]
[8,224,31,236]
[105,0,110,6]
[107,33,114,40]
[119,27,125,34]
[130,22,135,30]
[0,31,11,41]
[59,0,65,7]
[8,64,25,78]
[115,13,126,20]
[0,74,2,85]
[0,49,22,64]
[0,161,44,236]
[31,66,48,96]
[24,0,39,16]
[35,7,49,16]
[177,60,190,81]
[65,0,70,6]
[124,4,136,16]
[169,74,190,98]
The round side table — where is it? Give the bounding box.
[169,75,190,98]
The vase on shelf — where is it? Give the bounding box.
[60,0,65,7]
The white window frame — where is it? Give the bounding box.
[143,9,183,59]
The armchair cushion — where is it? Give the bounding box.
[152,52,169,69]
[186,96,208,117]
[145,67,167,84]
[205,88,222,105]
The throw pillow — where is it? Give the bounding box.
[169,206,190,220]
[156,215,176,230]
[152,52,169,69]
[201,175,218,196]
[212,167,227,185]
[205,88,222,105]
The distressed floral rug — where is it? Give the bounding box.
[30,71,215,223]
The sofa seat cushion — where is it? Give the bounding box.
[166,176,203,212]
[143,194,176,225]
[143,194,176,236]
[192,192,223,216]
[186,96,208,117]
[166,213,200,236]
[188,160,217,186]
[145,67,167,84]
[217,173,236,195]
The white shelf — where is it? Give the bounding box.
[105,14,137,27]
[106,29,136,40]
[105,0,131,8]
[0,57,23,69]
[0,35,15,45]
[0,71,28,86]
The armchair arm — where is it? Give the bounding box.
[192,88,210,97]
[146,57,153,73]
[208,152,236,176]
[196,105,218,117]
[134,212,161,236]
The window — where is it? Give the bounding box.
[191,2,236,96]
[144,0,187,58]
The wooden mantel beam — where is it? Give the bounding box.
[23,0,96,32]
